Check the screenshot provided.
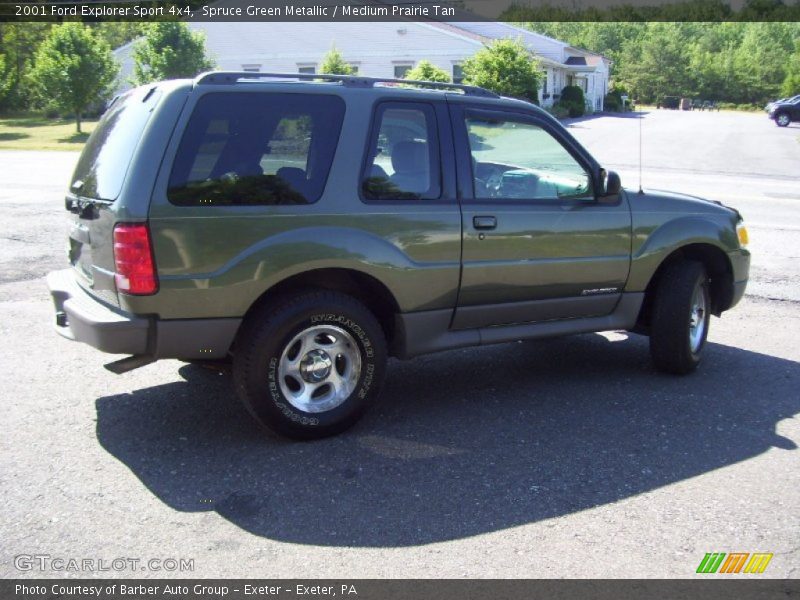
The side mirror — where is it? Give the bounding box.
[604,170,622,196]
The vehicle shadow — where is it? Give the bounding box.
[95,333,799,547]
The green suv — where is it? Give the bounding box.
[47,72,750,439]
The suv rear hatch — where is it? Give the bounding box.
[66,85,162,306]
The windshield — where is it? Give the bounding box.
[70,86,161,201]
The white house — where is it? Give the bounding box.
[435,22,611,111]
[113,21,610,111]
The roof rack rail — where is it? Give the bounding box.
[194,71,499,99]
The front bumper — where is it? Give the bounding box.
[727,249,750,311]
[47,269,240,360]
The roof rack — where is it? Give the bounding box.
[194,71,499,99]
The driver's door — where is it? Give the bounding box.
[451,104,632,330]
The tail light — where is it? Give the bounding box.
[113,223,158,295]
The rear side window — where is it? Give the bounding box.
[70,86,160,201]
[361,102,441,201]
[167,92,345,206]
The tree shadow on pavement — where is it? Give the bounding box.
[95,333,799,547]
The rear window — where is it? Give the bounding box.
[167,92,345,206]
[70,86,160,201]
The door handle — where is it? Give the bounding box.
[473,216,497,230]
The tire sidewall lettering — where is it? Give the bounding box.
[267,311,378,427]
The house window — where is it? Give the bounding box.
[394,64,413,79]
[297,65,316,75]
[242,64,261,73]
[453,64,464,84]
[542,72,548,95]
[349,64,359,75]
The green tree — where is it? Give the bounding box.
[617,24,690,103]
[0,53,11,105]
[319,46,353,75]
[462,38,540,101]
[781,41,800,97]
[28,24,117,133]
[403,60,450,83]
[733,23,794,103]
[91,23,146,51]
[133,22,213,85]
[0,23,53,112]
[520,22,800,106]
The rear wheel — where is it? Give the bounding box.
[775,112,791,127]
[649,261,711,375]
[233,290,387,439]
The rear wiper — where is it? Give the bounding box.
[65,194,111,219]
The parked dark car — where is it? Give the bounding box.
[657,96,680,109]
[768,96,800,126]
[765,95,800,113]
[47,72,750,439]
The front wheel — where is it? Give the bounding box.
[233,290,387,439]
[649,260,711,375]
[775,113,791,127]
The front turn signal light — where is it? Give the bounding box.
[736,222,749,248]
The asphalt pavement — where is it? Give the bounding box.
[0,109,798,578]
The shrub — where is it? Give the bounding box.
[604,93,622,111]
[554,99,584,118]
[403,60,450,83]
[546,104,570,119]
[560,85,585,105]
[462,38,541,102]
[319,46,353,75]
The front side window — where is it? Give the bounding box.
[361,103,441,201]
[465,114,592,201]
[168,93,345,206]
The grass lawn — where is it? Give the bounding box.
[0,116,97,151]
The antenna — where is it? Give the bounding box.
[638,101,644,194]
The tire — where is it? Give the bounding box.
[233,289,387,440]
[775,112,791,127]
[649,260,711,375]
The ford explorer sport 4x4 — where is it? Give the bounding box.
[47,72,750,439]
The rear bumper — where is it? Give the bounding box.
[46,269,240,360]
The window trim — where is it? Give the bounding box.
[454,106,600,206]
[358,100,446,204]
[392,63,414,79]
[452,63,464,84]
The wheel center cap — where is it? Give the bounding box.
[299,349,332,383]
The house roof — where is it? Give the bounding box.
[427,21,609,67]
[565,56,604,66]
